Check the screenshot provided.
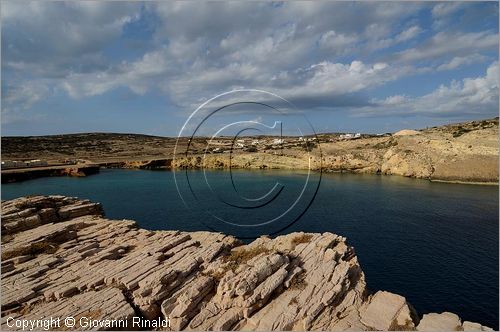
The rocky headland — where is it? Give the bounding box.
[1,196,493,331]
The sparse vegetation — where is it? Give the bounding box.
[302,141,317,152]
[223,246,271,270]
[452,126,472,138]
[209,247,271,283]
[373,139,398,149]
[291,234,313,248]
[209,246,272,283]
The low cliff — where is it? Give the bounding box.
[173,118,499,184]
[0,196,493,331]
[1,165,100,184]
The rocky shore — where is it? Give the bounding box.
[0,196,492,331]
[2,118,498,184]
[173,118,499,184]
[1,165,100,184]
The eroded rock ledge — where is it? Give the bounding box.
[0,196,492,331]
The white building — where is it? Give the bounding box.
[339,133,361,140]
[1,160,17,168]
[272,138,284,145]
[339,133,354,139]
[27,159,48,167]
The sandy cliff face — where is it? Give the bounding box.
[1,196,492,331]
[321,119,498,183]
[173,118,499,183]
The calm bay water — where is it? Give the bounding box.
[2,169,498,329]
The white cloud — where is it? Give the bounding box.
[364,62,499,117]
[53,1,424,109]
[2,1,498,124]
[61,48,173,98]
[395,26,423,43]
[319,30,358,53]
[396,31,498,62]
[437,54,488,71]
[380,95,409,105]
[1,1,140,77]
[431,3,464,18]
[3,81,50,111]
[2,81,51,124]
[60,52,407,111]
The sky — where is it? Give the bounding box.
[1,1,499,136]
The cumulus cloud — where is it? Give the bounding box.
[363,62,499,117]
[1,1,140,77]
[61,48,173,98]
[50,2,425,109]
[318,30,358,54]
[60,53,406,111]
[1,1,498,125]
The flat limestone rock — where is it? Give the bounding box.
[0,196,492,331]
[360,291,415,330]
[417,312,462,331]
[463,320,493,331]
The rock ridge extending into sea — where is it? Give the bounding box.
[0,196,493,331]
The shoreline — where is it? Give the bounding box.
[1,195,494,331]
[2,118,498,186]
[2,161,499,186]
[1,164,100,184]
[429,179,500,186]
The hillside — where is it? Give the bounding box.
[1,118,498,183]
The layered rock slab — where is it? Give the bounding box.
[0,196,493,331]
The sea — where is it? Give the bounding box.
[2,169,498,329]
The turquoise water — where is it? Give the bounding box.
[2,169,498,329]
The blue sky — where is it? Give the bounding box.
[1,1,498,136]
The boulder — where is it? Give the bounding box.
[360,291,416,330]
[417,312,462,331]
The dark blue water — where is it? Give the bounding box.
[2,169,498,329]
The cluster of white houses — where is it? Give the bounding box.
[207,136,321,153]
[1,159,48,169]
[339,133,361,140]
[203,133,363,154]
